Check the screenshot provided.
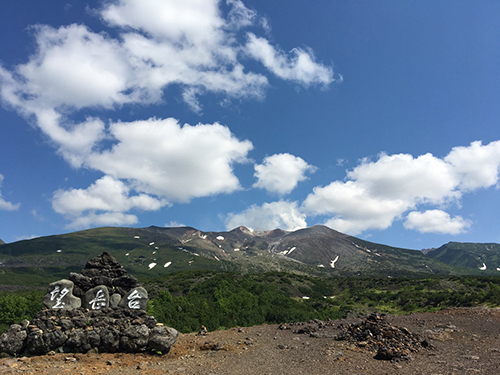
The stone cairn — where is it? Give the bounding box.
[0,252,178,356]
[334,313,429,361]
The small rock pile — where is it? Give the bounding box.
[0,252,178,356]
[283,319,338,339]
[334,313,429,361]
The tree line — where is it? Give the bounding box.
[2,272,500,334]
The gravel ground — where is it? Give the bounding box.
[1,307,500,375]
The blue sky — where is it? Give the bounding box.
[1,0,500,250]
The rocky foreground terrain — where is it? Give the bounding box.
[1,307,500,375]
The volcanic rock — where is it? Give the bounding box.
[69,251,139,299]
[0,252,178,356]
[42,279,81,310]
[334,313,428,360]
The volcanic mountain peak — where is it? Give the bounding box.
[0,225,494,287]
[230,226,254,234]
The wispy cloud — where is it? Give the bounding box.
[165,221,186,228]
[226,200,306,231]
[13,234,41,242]
[245,33,334,86]
[0,174,20,211]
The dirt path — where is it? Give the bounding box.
[2,308,500,375]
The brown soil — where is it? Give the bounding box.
[2,307,500,375]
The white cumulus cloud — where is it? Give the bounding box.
[303,140,500,235]
[0,0,334,228]
[404,210,471,234]
[67,212,140,229]
[0,0,333,154]
[101,0,225,45]
[16,24,133,109]
[226,201,307,231]
[304,181,408,235]
[52,175,167,228]
[445,140,500,191]
[346,152,460,204]
[253,153,316,195]
[51,117,253,228]
[86,118,253,202]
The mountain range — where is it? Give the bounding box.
[0,225,498,287]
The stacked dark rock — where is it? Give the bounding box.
[0,252,178,356]
[69,251,140,301]
[0,308,177,356]
[334,313,428,361]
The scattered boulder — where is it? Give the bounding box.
[0,324,27,356]
[148,326,180,353]
[291,318,337,338]
[0,252,178,356]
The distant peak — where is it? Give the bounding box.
[265,228,287,237]
[231,226,253,234]
[296,225,338,234]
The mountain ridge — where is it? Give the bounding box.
[425,241,500,272]
[0,225,497,287]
